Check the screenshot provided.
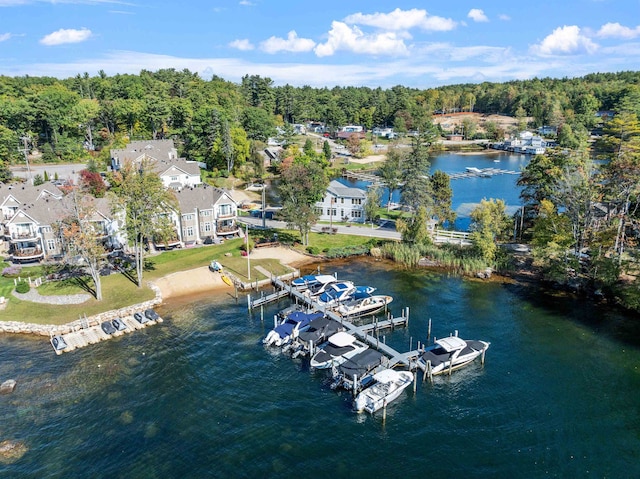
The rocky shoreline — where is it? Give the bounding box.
[0,282,162,337]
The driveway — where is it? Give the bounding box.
[10,164,86,184]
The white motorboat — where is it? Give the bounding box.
[287,317,345,358]
[309,332,369,369]
[335,294,393,318]
[354,369,413,414]
[418,335,490,375]
[316,281,356,306]
[263,311,324,347]
[291,274,337,293]
[465,166,482,173]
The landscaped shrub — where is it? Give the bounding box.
[2,265,22,277]
[306,246,321,255]
[15,281,30,293]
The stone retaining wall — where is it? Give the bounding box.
[0,283,163,337]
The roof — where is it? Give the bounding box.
[173,185,235,214]
[327,180,366,199]
[435,336,467,352]
[0,183,64,207]
[155,160,201,178]
[328,331,356,348]
[110,139,178,164]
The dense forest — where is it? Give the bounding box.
[0,69,639,178]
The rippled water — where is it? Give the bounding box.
[1,259,639,478]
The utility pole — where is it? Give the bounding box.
[18,135,32,184]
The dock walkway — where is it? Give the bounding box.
[249,276,418,369]
[52,314,163,355]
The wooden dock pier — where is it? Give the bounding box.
[249,275,419,369]
[51,314,163,355]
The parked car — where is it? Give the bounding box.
[101,321,116,335]
[144,309,160,321]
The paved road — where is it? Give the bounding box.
[239,216,401,240]
[10,164,86,184]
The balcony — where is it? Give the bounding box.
[10,230,39,242]
[217,223,239,236]
[216,208,236,219]
[12,247,44,261]
[153,236,182,250]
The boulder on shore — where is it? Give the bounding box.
[0,379,16,394]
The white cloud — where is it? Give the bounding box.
[229,39,254,51]
[597,22,640,39]
[260,31,315,54]
[343,8,456,32]
[314,21,409,57]
[531,25,598,55]
[467,9,488,22]
[239,0,254,5]
[499,14,511,21]
[40,27,92,46]
[0,33,12,41]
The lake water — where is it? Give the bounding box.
[1,258,639,478]
[340,151,530,231]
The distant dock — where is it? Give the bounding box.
[51,313,163,355]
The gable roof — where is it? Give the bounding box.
[110,139,179,165]
[327,180,366,199]
[173,185,235,214]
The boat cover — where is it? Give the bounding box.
[297,317,342,344]
[338,349,385,378]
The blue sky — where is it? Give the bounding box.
[1,0,639,88]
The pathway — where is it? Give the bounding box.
[12,289,92,305]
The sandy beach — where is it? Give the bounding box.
[154,246,314,299]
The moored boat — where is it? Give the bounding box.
[287,316,345,358]
[335,294,393,318]
[309,332,369,369]
[354,369,413,414]
[331,349,387,392]
[291,274,337,292]
[418,335,490,375]
[263,311,324,347]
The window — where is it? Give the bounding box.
[171,176,178,181]
[201,210,211,217]
[204,222,212,232]
[351,198,362,205]
[351,210,362,218]
[186,226,194,237]
[47,239,56,251]
[340,198,344,204]
[184,214,194,221]
[41,226,52,233]
[327,208,336,216]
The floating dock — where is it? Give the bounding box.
[249,276,420,371]
[51,314,163,355]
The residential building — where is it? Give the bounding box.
[315,180,367,224]
[161,184,240,248]
[110,139,202,190]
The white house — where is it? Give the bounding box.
[315,180,367,224]
[110,139,202,190]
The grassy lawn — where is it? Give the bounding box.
[0,273,156,325]
[0,228,372,325]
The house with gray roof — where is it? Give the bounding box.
[157,184,239,248]
[315,180,367,224]
[0,183,122,262]
[110,139,202,190]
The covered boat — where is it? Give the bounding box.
[335,294,393,318]
[418,335,490,375]
[263,311,324,347]
[309,331,369,369]
[354,369,413,414]
[287,316,345,358]
[331,349,387,392]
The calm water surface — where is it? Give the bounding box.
[1,259,639,478]
[341,151,529,230]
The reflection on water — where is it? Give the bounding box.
[1,259,639,478]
